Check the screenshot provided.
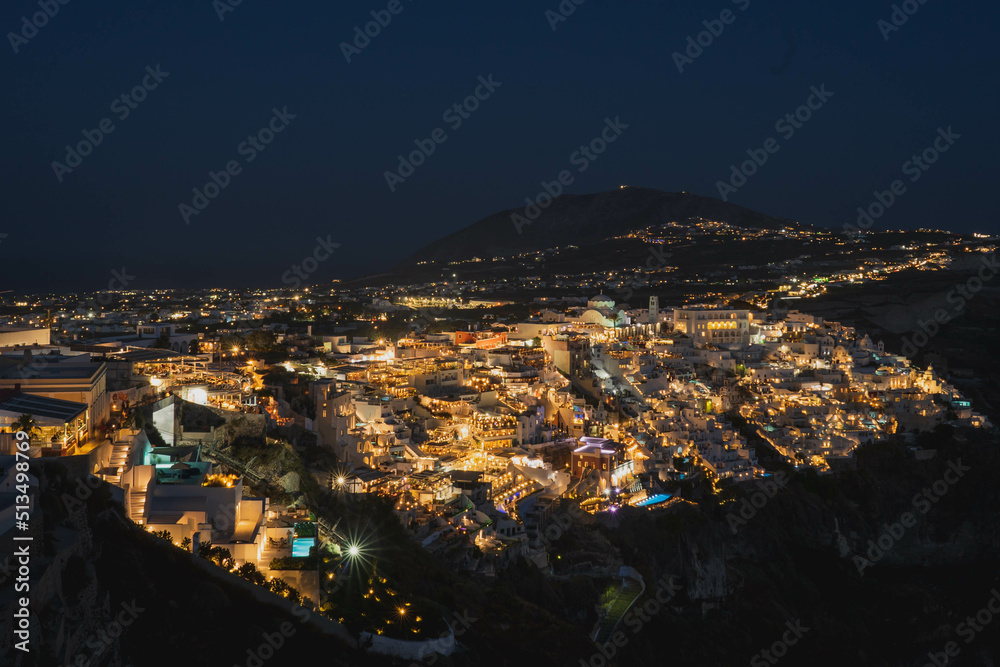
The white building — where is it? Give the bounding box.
[672,308,751,347]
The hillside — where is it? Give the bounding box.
[406,187,800,265]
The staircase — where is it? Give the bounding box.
[108,440,132,485]
[129,488,147,524]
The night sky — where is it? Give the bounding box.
[3,0,998,293]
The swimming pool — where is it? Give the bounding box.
[635,493,672,507]
[292,537,315,557]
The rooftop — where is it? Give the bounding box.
[0,393,88,423]
[0,363,104,381]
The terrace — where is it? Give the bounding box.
[151,461,212,485]
[0,392,89,455]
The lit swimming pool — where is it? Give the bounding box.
[635,493,672,507]
[292,537,315,557]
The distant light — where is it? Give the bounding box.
[347,544,360,557]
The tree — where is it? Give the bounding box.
[215,547,236,570]
[181,536,192,552]
[151,529,173,542]
[246,330,278,353]
[13,414,39,440]
[189,339,201,355]
[267,577,302,604]
[205,546,235,570]
[236,562,267,585]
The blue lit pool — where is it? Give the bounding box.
[635,493,672,507]
[292,537,315,557]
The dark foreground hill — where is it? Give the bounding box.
[11,420,1000,666]
[406,187,799,264]
[2,463,388,667]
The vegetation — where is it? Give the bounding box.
[13,414,40,444]
[29,464,385,666]
[199,544,235,570]
[235,561,266,585]
[245,329,278,353]
[266,577,302,604]
[269,555,317,571]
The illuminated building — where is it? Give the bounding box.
[672,307,750,346]
[571,437,619,489]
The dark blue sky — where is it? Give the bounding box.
[3,0,998,292]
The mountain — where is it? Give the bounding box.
[405,187,800,265]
